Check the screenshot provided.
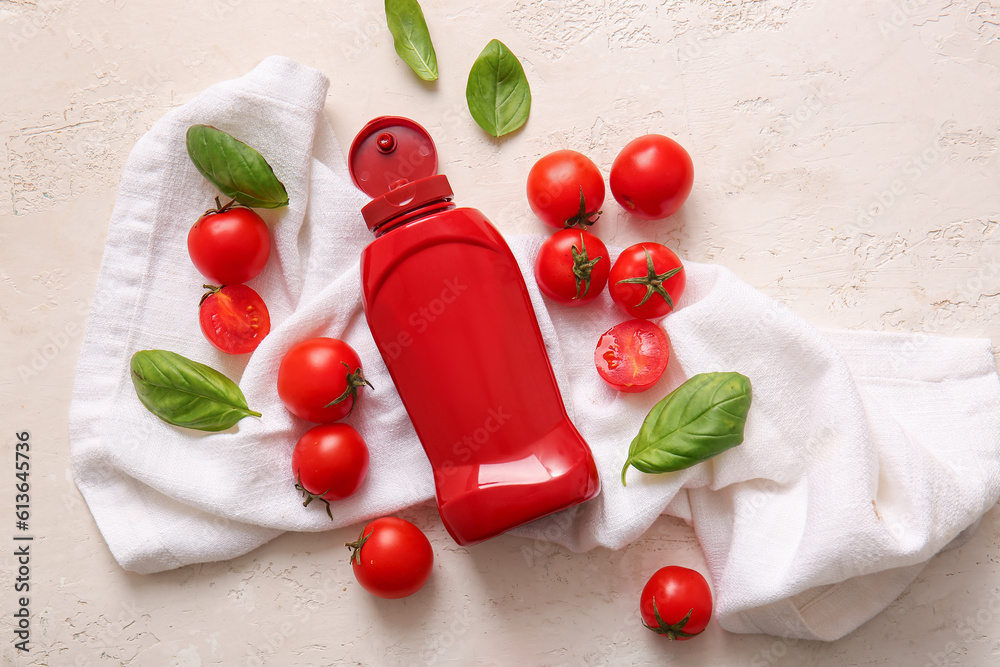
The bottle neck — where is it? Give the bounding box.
[372,199,455,237]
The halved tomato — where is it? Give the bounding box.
[595,319,670,393]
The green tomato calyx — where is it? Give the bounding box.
[570,234,603,300]
[294,469,334,520]
[642,597,703,640]
[565,186,601,229]
[203,195,244,217]
[325,363,374,416]
[615,248,682,310]
[345,527,373,565]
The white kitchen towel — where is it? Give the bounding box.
[70,56,1000,642]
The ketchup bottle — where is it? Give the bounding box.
[349,117,601,546]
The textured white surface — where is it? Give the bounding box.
[1,0,999,665]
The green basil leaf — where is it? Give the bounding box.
[465,39,531,138]
[186,124,289,209]
[622,372,752,485]
[385,0,438,81]
[130,350,262,432]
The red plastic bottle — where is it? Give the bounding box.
[350,117,601,546]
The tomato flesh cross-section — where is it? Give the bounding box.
[595,319,670,393]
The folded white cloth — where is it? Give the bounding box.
[70,56,1000,641]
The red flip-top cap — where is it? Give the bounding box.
[348,116,453,231]
[359,174,453,231]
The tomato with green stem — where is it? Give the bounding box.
[535,228,610,305]
[346,517,433,599]
[608,242,686,320]
[595,319,669,393]
[199,284,271,354]
[292,423,369,518]
[526,150,605,229]
[277,338,373,423]
[188,198,271,284]
[640,566,713,640]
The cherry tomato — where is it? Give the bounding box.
[187,204,270,284]
[277,338,373,423]
[526,149,605,229]
[534,229,610,305]
[639,566,713,640]
[292,423,369,517]
[346,517,433,599]
[595,319,669,393]
[199,284,271,355]
[608,242,686,320]
[610,135,693,220]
